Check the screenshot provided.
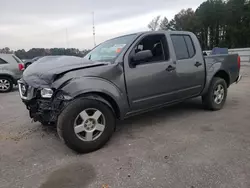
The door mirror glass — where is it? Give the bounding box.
[131,50,153,65]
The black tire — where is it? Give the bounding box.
[202,77,228,111]
[0,77,13,93]
[57,98,115,153]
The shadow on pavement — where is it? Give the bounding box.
[40,98,204,140]
[11,87,19,92]
[39,162,96,188]
[118,98,203,129]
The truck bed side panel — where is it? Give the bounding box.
[201,54,239,95]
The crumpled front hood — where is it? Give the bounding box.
[22,56,107,88]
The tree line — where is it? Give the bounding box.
[0,47,91,60]
[148,0,250,50]
[2,0,249,57]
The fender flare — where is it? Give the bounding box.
[0,73,15,83]
[201,63,231,95]
[59,77,129,119]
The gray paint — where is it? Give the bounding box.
[201,54,240,95]
[23,56,108,88]
[0,54,23,82]
[205,47,250,64]
[19,31,240,121]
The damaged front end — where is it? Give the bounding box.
[18,56,109,124]
[18,80,72,124]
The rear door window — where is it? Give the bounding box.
[184,36,195,57]
[171,35,189,60]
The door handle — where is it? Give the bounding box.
[166,65,176,72]
[195,62,202,67]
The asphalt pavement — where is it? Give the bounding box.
[0,66,250,188]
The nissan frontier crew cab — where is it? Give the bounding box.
[18,31,241,153]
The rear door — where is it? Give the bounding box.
[170,34,205,98]
[0,57,10,73]
[123,33,178,111]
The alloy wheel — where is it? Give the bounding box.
[74,108,106,141]
[0,79,11,92]
[214,84,225,104]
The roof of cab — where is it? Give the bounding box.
[116,30,194,39]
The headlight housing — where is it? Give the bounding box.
[40,88,53,98]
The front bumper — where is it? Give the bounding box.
[24,99,54,123]
[18,80,36,100]
[18,80,69,123]
[22,97,67,123]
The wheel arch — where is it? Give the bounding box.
[214,70,230,87]
[75,92,121,119]
[201,68,230,96]
[0,74,14,82]
[0,74,16,85]
[58,77,130,119]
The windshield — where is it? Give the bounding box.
[84,34,137,62]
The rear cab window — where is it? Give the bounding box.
[171,34,196,60]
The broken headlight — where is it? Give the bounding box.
[40,88,53,98]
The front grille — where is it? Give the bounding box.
[18,81,35,100]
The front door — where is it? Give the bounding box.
[123,33,178,111]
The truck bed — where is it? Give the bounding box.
[204,54,240,85]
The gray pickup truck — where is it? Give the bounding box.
[18,31,241,153]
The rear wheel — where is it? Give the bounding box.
[57,98,115,153]
[202,77,227,111]
[0,77,13,92]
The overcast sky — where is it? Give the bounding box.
[0,0,204,50]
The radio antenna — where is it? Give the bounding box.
[92,12,96,47]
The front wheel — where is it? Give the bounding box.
[202,77,228,111]
[57,98,115,153]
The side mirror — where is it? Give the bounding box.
[131,50,153,66]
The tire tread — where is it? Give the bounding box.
[202,77,228,111]
[57,98,115,153]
